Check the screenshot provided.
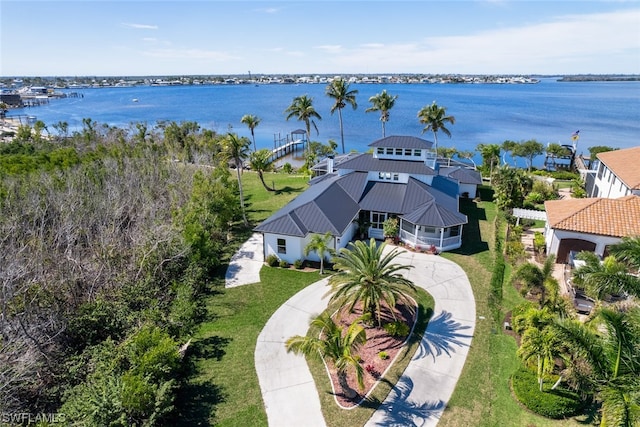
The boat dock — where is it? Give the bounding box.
[271,129,306,162]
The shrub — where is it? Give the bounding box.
[293,259,304,269]
[511,367,583,419]
[281,162,293,174]
[265,254,279,267]
[383,321,410,337]
[278,259,289,268]
[382,217,399,239]
[378,351,389,360]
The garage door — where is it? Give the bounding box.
[556,239,596,263]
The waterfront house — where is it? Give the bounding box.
[255,135,469,264]
[585,146,640,198]
[544,195,640,263]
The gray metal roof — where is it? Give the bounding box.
[368,135,434,149]
[401,201,467,227]
[439,166,483,185]
[254,173,361,237]
[337,153,436,175]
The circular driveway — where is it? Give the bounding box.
[254,247,476,427]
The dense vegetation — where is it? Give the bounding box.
[0,121,242,424]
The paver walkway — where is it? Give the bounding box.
[249,245,476,427]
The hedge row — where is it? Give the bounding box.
[511,367,583,419]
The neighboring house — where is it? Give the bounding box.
[585,146,640,198]
[255,135,468,264]
[544,195,640,263]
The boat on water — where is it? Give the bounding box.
[132,98,139,102]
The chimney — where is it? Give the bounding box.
[327,155,335,174]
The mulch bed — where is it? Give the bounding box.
[326,301,417,408]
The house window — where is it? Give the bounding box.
[378,172,384,180]
[386,148,393,155]
[277,238,286,254]
[393,173,399,181]
[405,149,412,156]
[414,149,421,157]
[371,212,386,229]
[401,220,414,233]
[449,226,460,237]
[377,147,384,154]
[597,164,604,179]
[395,148,403,155]
[422,226,437,234]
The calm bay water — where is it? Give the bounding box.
[17,78,640,166]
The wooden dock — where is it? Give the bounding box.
[272,139,304,161]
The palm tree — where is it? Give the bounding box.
[248,148,276,192]
[240,114,261,152]
[365,90,397,137]
[286,312,368,398]
[609,236,640,272]
[304,232,334,274]
[511,257,558,309]
[222,133,251,227]
[326,78,358,154]
[552,306,640,427]
[476,143,501,179]
[417,101,455,154]
[285,95,321,153]
[517,325,563,391]
[328,238,416,327]
[573,252,640,300]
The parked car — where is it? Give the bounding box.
[573,289,595,314]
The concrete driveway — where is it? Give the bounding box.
[253,246,476,427]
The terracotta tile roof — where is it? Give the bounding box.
[597,146,640,190]
[545,195,640,237]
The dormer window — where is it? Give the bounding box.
[377,147,384,154]
[404,149,412,156]
[414,149,421,157]
[395,148,402,155]
[386,148,393,155]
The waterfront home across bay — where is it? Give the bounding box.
[255,135,477,264]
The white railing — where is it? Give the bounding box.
[400,230,461,250]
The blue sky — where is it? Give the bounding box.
[1,0,639,76]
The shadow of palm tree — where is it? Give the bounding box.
[373,377,445,426]
[413,311,473,362]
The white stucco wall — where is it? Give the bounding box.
[546,228,622,260]
[262,222,358,264]
[459,183,477,197]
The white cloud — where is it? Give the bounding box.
[122,23,159,30]
[324,9,640,74]
[314,45,342,53]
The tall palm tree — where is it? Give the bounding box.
[304,232,334,274]
[286,312,368,398]
[365,90,397,138]
[284,95,321,153]
[222,133,251,227]
[325,78,358,154]
[553,306,640,427]
[248,148,276,192]
[573,252,640,300]
[240,114,261,152]
[417,101,455,155]
[328,238,416,327]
